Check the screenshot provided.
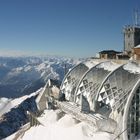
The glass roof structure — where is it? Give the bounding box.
[60,60,140,140]
[60,60,99,101]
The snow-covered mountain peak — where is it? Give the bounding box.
[0,56,75,98]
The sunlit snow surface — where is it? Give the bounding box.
[0,88,42,116]
[6,110,115,140]
[123,62,140,74]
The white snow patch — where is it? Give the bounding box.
[57,114,76,127]
[35,62,47,72]
[0,98,11,111]
[134,44,140,48]
[22,125,114,140]
[96,61,121,71]
[84,60,99,69]
[0,88,42,116]
[38,110,58,125]
[5,110,115,140]
[24,66,32,72]
[123,62,140,74]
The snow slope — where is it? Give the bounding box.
[5,110,115,140]
[0,98,10,112]
[0,89,44,139]
[0,88,42,116]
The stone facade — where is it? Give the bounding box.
[123,26,140,52]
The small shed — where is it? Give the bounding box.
[99,50,121,59]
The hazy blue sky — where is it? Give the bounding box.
[0,0,140,57]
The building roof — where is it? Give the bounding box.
[134,44,140,48]
[99,50,122,54]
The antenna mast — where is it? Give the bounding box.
[134,9,139,26]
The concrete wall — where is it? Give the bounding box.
[124,27,140,52]
[133,48,140,60]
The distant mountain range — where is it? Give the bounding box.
[0,56,76,98]
[0,56,78,139]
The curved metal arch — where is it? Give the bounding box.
[60,63,85,89]
[122,79,140,140]
[74,61,106,107]
[60,63,89,89]
[95,63,140,119]
[74,61,120,111]
[93,64,124,112]
[60,62,93,101]
[60,60,106,92]
[74,61,108,96]
[95,64,124,101]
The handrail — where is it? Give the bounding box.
[113,128,128,140]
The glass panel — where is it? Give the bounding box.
[127,87,140,139]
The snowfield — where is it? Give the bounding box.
[5,110,115,140]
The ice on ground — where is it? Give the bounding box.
[57,114,77,127]
[38,110,58,125]
[6,109,115,140]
